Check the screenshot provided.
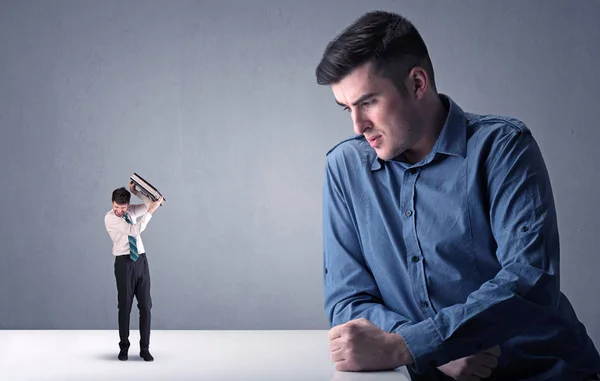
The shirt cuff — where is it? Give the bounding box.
[396,318,443,374]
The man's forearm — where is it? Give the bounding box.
[396,264,557,373]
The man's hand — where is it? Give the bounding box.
[437,346,501,381]
[129,181,138,195]
[147,196,163,214]
[328,318,414,372]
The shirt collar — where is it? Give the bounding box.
[433,94,467,158]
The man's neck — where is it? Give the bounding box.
[401,95,448,165]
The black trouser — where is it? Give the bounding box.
[114,253,152,351]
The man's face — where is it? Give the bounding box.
[331,62,423,161]
[112,202,128,217]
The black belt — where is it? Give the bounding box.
[116,253,145,258]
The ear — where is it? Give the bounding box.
[407,66,429,100]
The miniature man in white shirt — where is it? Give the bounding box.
[104,182,162,362]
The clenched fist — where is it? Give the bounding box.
[328,318,414,372]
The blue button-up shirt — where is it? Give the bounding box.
[322,95,600,380]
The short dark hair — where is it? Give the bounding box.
[112,187,130,205]
[315,11,436,92]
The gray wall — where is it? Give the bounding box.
[1,0,599,341]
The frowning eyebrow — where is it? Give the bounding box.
[336,92,378,108]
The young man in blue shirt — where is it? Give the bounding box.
[317,10,600,381]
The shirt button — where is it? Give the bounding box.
[409,168,417,175]
[411,256,420,263]
[405,210,413,217]
[520,225,529,232]
[420,301,429,308]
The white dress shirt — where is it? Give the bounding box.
[104,197,153,256]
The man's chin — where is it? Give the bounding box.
[376,149,392,161]
[379,147,408,162]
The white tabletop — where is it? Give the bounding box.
[0,330,411,380]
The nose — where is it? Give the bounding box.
[352,109,370,135]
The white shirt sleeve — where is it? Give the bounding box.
[128,202,149,219]
[104,210,152,237]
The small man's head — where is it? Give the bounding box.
[111,187,131,217]
[315,11,437,161]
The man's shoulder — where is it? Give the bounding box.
[463,111,538,165]
[324,135,377,176]
[104,210,117,231]
[465,112,531,139]
[325,134,372,160]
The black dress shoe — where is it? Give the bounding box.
[140,350,154,362]
[118,349,128,361]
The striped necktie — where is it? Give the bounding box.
[123,213,139,261]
